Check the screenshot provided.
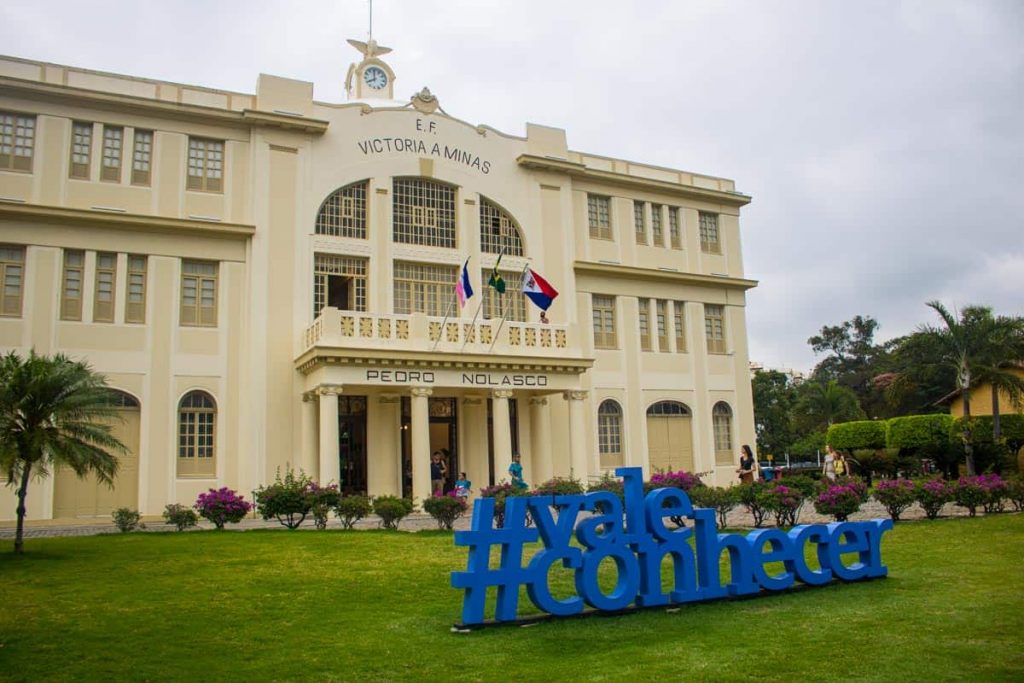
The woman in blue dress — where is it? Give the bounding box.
[509,453,528,491]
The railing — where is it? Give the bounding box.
[301,308,573,357]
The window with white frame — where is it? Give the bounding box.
[131,130,153,185]
[598,399,623,462]
[669,208,682,249]
[60,250,84,321]
[314,253,367,317]
[0,245,25,317]
[186,137,224,192]
[180,260,218,326]
[316,181,368,238]
[392,178,456,248]
[699,211,721,254]
[704,304,726,354]
[592,294,617,349]
[178,391,216,477]
[651,204,663,245]
[393,261,456,316]
[673,301,686,352]
[634,201,647,244]
[0,112,35,172]
[479,198,524,256]
[713,402,733,464]
[587,194,612,240]
[125,255,147,324]
[101,126,123,182]
[638,297,651,351]
[93,252,116,323]
[70,122,92,179]
[481,269,526,322]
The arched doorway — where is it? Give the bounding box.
[53,390,141,518]
[646,401,694,473]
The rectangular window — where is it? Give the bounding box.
[704,304,726,354]
[674,301,686,352]
[638,297,651,351]
[186,137,224,192]
[93,252,117,322]
[651,205,664,246]
[0,112,35,172]
[180,260,218,326]
[0,245,25,316]
[656,299,668,351]
[393,261,457,317]
[392,178,456,248]
[482,269,526,322]
[669,208,682,249]
[633,201,647,245]
[61,250,84,320]
[587,194,612,240]
[100,126,123,182]
[313,253,367,317]
[70,122,92,179]
[592,294,617,349]
[699,211,721,254]
[125,255,147,323]
[131,130,153,185]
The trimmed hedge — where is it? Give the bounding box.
[827,420,887,450]
[950,414,1024,447]
[887,414,953,449]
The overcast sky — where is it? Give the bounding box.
[2,0,1021,372]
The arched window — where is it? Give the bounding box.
[178,391,216,477]
[713,401,733,464]
[646,401,691,417]
[598,400,623,461]
[479,198,524,256]
[109,390,140,409]
[316,181,368,238]
[392,178,456,248]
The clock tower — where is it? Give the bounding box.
[344,37,396,101]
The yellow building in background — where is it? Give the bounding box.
[0,38,757,521]
[947,368,1024,419]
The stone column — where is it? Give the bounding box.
[317,385,342,484]
[410,387,433,504]
[564,390,589,482]
[529,396,552,485]
[301,391,318,478]
[492,389,514,484]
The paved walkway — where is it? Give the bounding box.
[0,500,982,539]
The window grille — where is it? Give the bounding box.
[316,181,368,238]
[393,261,457,316]
[479,198,524,256]
[393,178,456,248]
[0,245,25,316]
[187,137,224,192]
[131,130,152,185]
[0,112,35,172]
[699,211,720,253]
[587,195,612,239]
[313,253,367,316]
[646,401,691,417]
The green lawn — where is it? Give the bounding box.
[1,514,1022,682]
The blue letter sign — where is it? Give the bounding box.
[451,467,892,625]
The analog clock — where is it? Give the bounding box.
[363,66,388,90]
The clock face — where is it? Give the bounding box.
[363,66,388,90]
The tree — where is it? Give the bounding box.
[880,332,958,415]
[0,351,125,554]
[751,370,797,456]
[792,379,864,435]
[907,302,1024,475]
[807,315,891,418]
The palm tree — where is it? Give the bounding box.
[793,379,864,433]
[0,351,126,554]
[918,302,1024,475]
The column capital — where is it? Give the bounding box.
[528,396,549,406]
[302,390,317,402]
[563,390,588,401]
[492,389,514,400]
[316,383,343,397]
[410,386,433,398]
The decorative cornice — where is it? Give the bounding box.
[294,347,594,376]
[574,261,758,291]
[516,153,752,207]
[0,77,328,134]
[0,201,255,239]
[563,390,588,401]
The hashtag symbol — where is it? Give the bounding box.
[451,496,539,625]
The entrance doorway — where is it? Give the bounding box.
[646,401,694,473]
[338,396,367,494]
[53,391,140,518]
[401,397,458,497]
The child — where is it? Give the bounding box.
[454,473,471,499]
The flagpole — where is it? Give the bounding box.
[489,260,532,353]
[431,292,456,352]
[460,297,485,354]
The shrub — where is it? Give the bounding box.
[195,487,252,529]
[372,495,415,530]
[1006,475,1024,512]
[915,477,953,520]
[954,476,989,517]
[422,491,468,530]
[530,477,585,497]
[887,414,954,450]
[789,431,826,458]
[647,470,704,492]
[950,415,1024,448]
[306,482,341,530]
[757,482,805,527]
[253,468,313,530]
[689,486,737,528]
[872,479,917,522]
[112,507,141,533]
[827,421,887,451]
[814,482,866,522]
[735,481,769,528]
[162,503,198,531]
[779,474,818,498]
[974,473,1008,514]
[334,494,372,530]
[480,481,519,528]
[587,472,624,501]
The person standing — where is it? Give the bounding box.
[736,444,758,484]
[430,451,447,495]
[454,472,471,499]
[823,445,838,482]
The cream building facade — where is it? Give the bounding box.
[0,41,756,521]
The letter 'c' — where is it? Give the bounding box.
[575,544,640,611]
[526,548,584,616]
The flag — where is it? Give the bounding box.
[487,252,506,294]
[521,268,559,311]
[455,258,474,308]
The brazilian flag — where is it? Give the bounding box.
[488,253,506,294]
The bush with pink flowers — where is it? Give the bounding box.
[914,478,953,519]
[873,478,917,522]
[195,487,252,529]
